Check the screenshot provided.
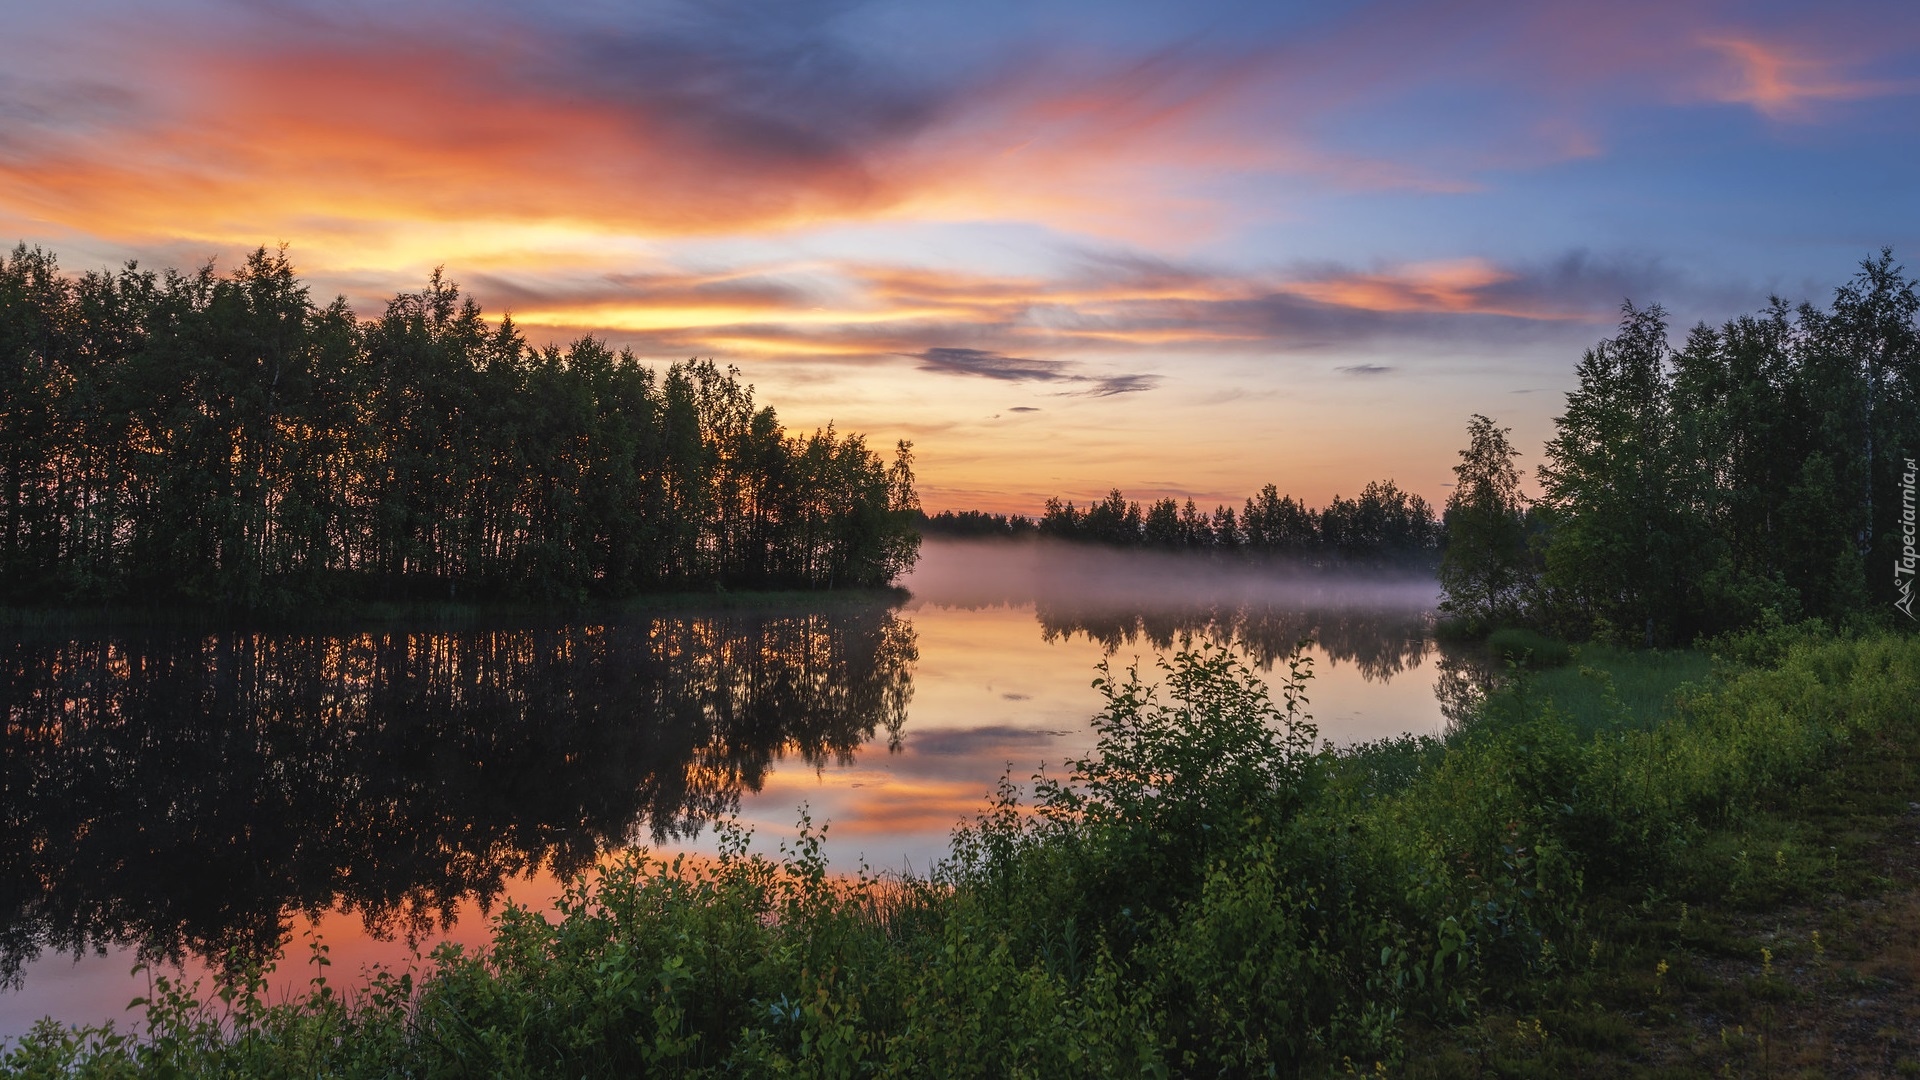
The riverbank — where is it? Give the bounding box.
[1401,689,1920,1075]
[0,586,911,637]
[2,626,1913,1076]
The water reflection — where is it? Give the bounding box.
[1033,603,1432,682]
[902,538,1438,681]
[1431,647,1499,731]
[1,540,1464,1037]
[0,608,916,985]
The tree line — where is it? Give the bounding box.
[1441,249,1920,644]
[921,482,1441,564]
[0,246,920,610]
[916,508,1039,539]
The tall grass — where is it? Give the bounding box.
[1504,643,1716,736]
[5,629,1916,1077]
[1485,627,1573,668]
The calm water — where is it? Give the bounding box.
[0,539,1457,1040]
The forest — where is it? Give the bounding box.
[921,480,1442,564]
[0,246,920,611]
[1439,250,1920,644]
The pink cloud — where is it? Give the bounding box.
[1698,35,1910,119]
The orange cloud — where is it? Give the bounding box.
[0,43,887,244]
[1285,260,1513,314]
[1279,259,1589,320]
[1699,36,1905,119]
[0,10,1486,261]
[453,249,1621,373]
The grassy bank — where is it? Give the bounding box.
[1487,640,1716,735]
[3,628,1915,1077]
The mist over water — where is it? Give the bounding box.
[904,537,1442,613]
[904,538,1440,683]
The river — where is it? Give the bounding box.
[0,538,1462,1040]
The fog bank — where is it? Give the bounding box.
[902,537,1440,613]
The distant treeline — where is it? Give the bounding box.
[921,480,1441,563]
[916,508,1039,539]
[1441,249,1920,644]
[0,246,920,610]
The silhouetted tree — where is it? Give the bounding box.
[1011,480,1439,566]
[916,509,1038,539]
[0,247,919,609]
[1438,415,1530,629]
[1143,497,1183,547]
[1536,305,1708,644]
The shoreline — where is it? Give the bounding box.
[0,585,912,637]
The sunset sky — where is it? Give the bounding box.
[3,0,1915,513]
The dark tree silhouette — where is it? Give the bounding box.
[1023,481,1438,566]
[0,246,919,610]
[1437,415,1531,630]
[915,509,1038,539]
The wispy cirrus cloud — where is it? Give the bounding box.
[25,0,1806,256]
[1698,35,1913,119]
[1284,259,1537,317]
[911,347,1076,382]
[431,247,1693,377]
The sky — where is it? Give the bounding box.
[2,0,1916,514]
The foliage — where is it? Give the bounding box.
[8,629,1917,1076]
[1498,644,1713,736]
[0,245,919,610]
[1522,251,1920,643]
[1437,414,1533,630]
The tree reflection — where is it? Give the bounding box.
[1033,601,1434,684]
[0,608,915,984]
[1430,645,1498,731]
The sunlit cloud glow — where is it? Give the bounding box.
[0,0,1913,512]
[1700,36,1909,119]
